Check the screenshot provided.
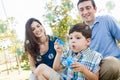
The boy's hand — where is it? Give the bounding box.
[71,62,89,73]
[54,41,63,54]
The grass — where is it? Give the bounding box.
[0,62,31,80]
[21,63,30,70]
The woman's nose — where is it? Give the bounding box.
[35,28,39,32]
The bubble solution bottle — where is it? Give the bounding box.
[64,56,74,67]
[55,39,69,53]
[56,39,76,68]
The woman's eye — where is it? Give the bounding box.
[31,28,35,31]
[37,25,40,28]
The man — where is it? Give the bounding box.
[77,0,120,80]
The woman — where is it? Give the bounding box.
[24,18,58,80]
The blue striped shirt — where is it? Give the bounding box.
[60,48,103,80]
[90,15,120,59]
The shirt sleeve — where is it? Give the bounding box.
[91,52,103,73]
[106,15,120,40]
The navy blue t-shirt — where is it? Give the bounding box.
[35,36,57,68]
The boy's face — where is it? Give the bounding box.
[77,1,96,25]
[69,31,90,53]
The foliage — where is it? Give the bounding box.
[21,52,29,63]
[0,19,8,33]
[0,17,22,54]
[21,61,30,70]
[44,0,82,41]
[0,17,16,41]
[0,17,28,73]
[0,17,28,64]
[106,1,115,13]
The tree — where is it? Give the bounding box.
[0,17,24,74]
[44,0,82,41]
[106,1,115,13]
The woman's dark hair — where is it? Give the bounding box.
[77,0,96,9]
[69,23,92,39]
[24,18,42,57]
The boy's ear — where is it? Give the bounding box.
[86,38,91,45]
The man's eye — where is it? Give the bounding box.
[86,6,91,10]
[79,8,84,12]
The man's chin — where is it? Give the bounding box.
[84,19,92,24]
[85,19,91,22]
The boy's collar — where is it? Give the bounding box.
[77,48,90,56]
[72,48,90,56]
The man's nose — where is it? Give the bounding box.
[83,9,88,14]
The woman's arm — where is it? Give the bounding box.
[28,53,36,73]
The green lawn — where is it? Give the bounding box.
[0,62,31,80]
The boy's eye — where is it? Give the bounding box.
[76,37,80,39]
[69,37,73,40]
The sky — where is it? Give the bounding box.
[0,0,120,40]
[0,0,47,40]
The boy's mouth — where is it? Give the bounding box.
[72,45,75,48]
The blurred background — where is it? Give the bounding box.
[0,0,120,80]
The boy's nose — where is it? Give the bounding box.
[71,40,75,43]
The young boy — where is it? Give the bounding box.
[34,23,102,80]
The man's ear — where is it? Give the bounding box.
[86,38,91,45]
[94,7,97,13]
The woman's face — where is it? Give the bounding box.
[31,21,45,38]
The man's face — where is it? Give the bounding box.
[77,1,97,24]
